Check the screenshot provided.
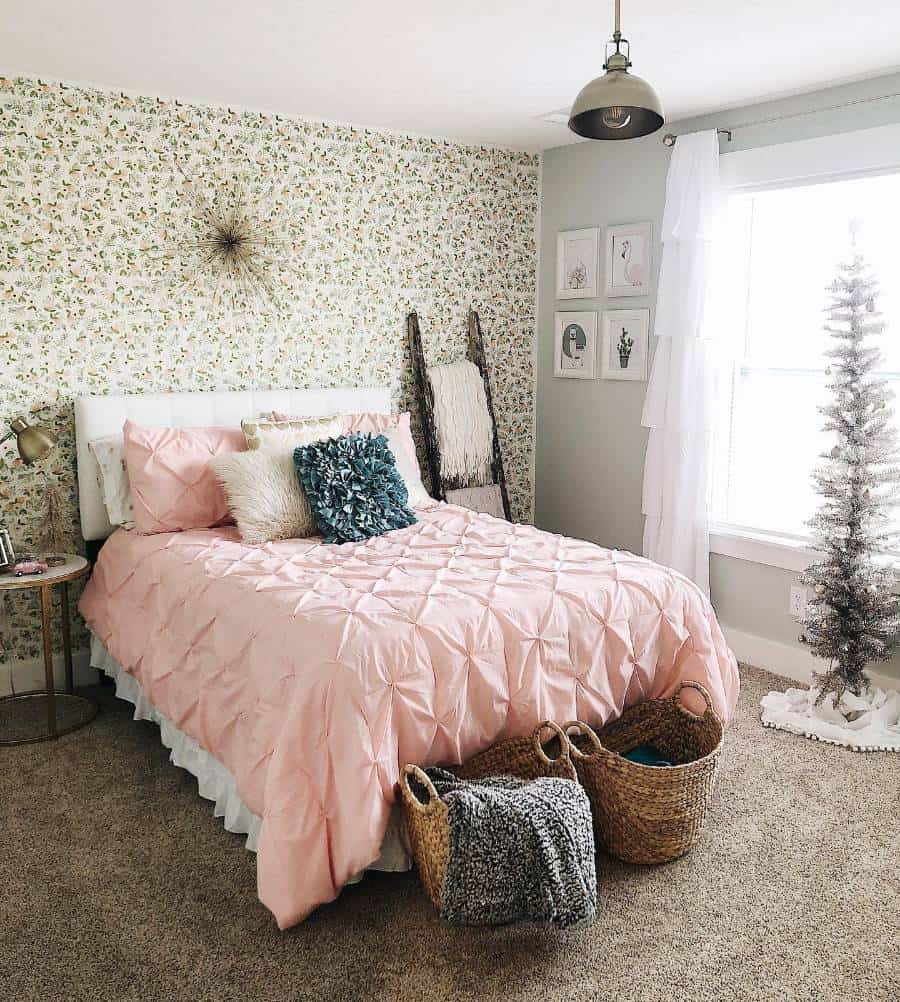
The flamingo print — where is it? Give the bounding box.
[620,238,643,287]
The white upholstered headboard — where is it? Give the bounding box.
[75,386,391,541]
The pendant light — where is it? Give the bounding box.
[568,0,664,141]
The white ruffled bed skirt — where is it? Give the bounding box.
[89,634,411,872]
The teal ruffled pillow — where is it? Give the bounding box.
[294,433,417,544]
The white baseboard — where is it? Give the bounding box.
[723,626,900,692]
[0,648,96,697]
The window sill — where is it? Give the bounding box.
[709,524,820,573]
[711,525,900,574]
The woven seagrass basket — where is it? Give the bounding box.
[564,681,724,865]
[399,721,577,910]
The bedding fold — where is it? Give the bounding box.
[79,503,739,928]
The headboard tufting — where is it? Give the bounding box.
[74,386,391,541]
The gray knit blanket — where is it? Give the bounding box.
[425,768,597,927]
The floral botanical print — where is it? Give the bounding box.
[0,76,539,663]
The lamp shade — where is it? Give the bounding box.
[568,67,664,140]
[8,416,56,465]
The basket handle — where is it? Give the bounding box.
[532,720,573,766]
[401,763,440,813]
[561,720,605,760]
[673,680,715,721]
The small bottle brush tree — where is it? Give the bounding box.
[799,248,900,703]
[36,474,72,563]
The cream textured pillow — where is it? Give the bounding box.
[213,450,316,544]
[241,416,343,452]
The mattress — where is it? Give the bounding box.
[79,502,739,928]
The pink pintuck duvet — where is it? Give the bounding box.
[79,503,738,928]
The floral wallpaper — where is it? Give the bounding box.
[0,76,539,664]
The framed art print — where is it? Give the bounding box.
[601,309,650,380]
[554,312,597,379]
[556,228,600,299]
[0,528,14,572]
[605,222,651,298]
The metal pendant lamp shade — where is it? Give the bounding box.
[569,0,664,141]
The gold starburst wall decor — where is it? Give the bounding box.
[150,158,296,318]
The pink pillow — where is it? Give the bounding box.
[123,420,246,534]
[343,412,418,463]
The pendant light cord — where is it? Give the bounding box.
[613,0,621,40]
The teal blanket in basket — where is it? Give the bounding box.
[425,768,597,927]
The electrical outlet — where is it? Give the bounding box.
[789,586,810,620]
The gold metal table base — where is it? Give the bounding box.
[0,555,95,746]
[0,689,98,745]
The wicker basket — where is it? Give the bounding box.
[452,720,577,783]
[399,721,576,910]
[563,681,724,865]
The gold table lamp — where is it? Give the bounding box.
[1,415,67,566]
[1,416,57,465]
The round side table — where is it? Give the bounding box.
[0,554,97,745]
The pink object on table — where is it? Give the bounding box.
[79,505,739,929]
[13,559,48,576]
[122,420,246,534]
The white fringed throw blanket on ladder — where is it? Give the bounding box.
[428,360,494,487]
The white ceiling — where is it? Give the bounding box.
[3,1,899,152]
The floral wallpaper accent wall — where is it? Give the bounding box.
[0,76,539,664]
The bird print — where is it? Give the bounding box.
[620,239,643,287]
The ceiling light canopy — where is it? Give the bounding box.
[568,0,664,141]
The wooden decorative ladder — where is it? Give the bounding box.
[407,309,511,521]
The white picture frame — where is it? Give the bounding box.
[554,312,597,379]
[556,228,600,299]
[0,528,15,571]
[601,309,650,381]
[605,221,652,298]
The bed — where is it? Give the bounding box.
[75,387,739,929]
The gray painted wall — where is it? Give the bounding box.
[535,73,900,678]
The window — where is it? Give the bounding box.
[710,169,900,549]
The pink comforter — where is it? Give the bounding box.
[79,504,738,928]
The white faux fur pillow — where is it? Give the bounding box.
[213,450,315,544]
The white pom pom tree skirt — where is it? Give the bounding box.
[761,685,900,752]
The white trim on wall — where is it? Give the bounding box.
[0,648,95,698]
[710,522,900,574]
[710,524,819,573]
[720,121,900,192]
[725,626,899,693]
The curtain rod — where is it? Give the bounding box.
[662,128,731,146]
[662,88,900,146]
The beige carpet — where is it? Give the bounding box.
[1,665,897,1002]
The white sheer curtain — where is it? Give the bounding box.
[641,130,722,594]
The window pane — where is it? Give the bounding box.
[712,171,900,538]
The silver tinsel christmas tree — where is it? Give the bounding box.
[798,248,900,702]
